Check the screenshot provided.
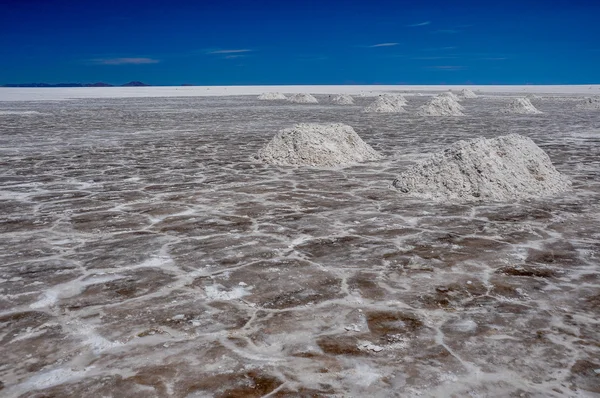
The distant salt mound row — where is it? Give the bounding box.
[459,89,478,99]
[500,98,543,114]
[255,123,383,167]
[416,96,465,116]
[392,134,571,202]
[331,94,355,105]
[257,92,287,101]
[576,97,600,110]
[363,95,406,113]
[287,93,319,104]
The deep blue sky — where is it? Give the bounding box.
[1,0,599,85]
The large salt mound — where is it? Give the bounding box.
[416,96,465,116]
[392,134,571,202]
[287,93,318,104]
[500,98,543,114]
[576,97,600,110]
[459,89,478,99]
[257,92,287,100]
[255,123,383,167]
[363,96,406,113]
[331,94,355,105]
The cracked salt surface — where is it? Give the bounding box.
[0,92,599,397]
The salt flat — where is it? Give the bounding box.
[0,90,599,397]
[1,84,600,101]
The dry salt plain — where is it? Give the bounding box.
[0,85,599,397]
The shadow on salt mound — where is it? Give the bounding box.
[330,94,355,105]
[257,92,287,100]
[500,98,543,114]
[254,123,383,167]
[363,96,406,113]
[287,93,318,104]
[392,134,571,203]
[416,96,464,116]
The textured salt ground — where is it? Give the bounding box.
[576,97,600,110]
[0,93,599,397]
[392,134,571,202]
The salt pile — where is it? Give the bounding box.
[363,95,406,113]
[287,93,319,104]
[459,89,478,99]
[416,96,465,116]
[438,91,461,101]
[383,93,407,104]
[576,97,600,110]
[257,92,287,101]
[255,123,383,167]
[500,98,543,114]
[392,134,571,202]
[330,94,355,105]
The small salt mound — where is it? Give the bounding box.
[576,97,600,110]
[255,123,383,167]
[526,94,542,100]
[257,92,287,101]
[416,96,465,116]
[363,96,406,113]
[381,93,407,105]
[438,91,461,101]
[287,93,319,104]
[331,94,355,105]
[459,89,478,99]
[500,98,543,114]
[392,134,571,202]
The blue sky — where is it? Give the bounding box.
[1,0,599,85]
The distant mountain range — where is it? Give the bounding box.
[2,81,151,88]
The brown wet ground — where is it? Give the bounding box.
[0,94,599,397]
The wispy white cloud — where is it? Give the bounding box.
[92,57,160,65]
[368,43,399,48]
[207,49,252,54]
[224,54,247,59]
[407,21,431,27]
